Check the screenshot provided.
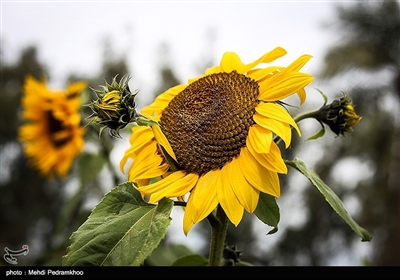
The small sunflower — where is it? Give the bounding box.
[120,47,314,234]
[18,75,87,178]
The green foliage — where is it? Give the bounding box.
[62,182,173,266]
[172,254,209,266]
[307,126,325,140]
[146,244,195,266]
[77,152,105,186]
[55,152,106,236]
[254,192,280,234]
[286,157,372,242]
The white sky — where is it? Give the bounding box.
[1,0,348,92]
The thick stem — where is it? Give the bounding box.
[208,205,229,266]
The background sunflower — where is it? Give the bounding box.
[18,76,86,178]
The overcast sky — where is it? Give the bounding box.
[1,0,349,92]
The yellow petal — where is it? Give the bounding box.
[256,102,301,136]
[190,169,220,225]
[297,88,307,105]
[141,84,186,119]
[205,65,222,75]
[120,148,136,174]
[127,141,167,181]
[129,126,154,145]
[247,66,283,81]
[285,54,313,72]
[247,124,272,154]
[239,147,280,197]
[135,163,169,181]
[67,81,87,95]
[218,163,244,226]
[136,178,151,187]
[220,52,245,73]
[258,72,314,101]
[138,170,187,197]
[260,53,312,104]
[119,126,154,173]
[253,112,292,148]
[152,125,177,161]
[148,172,199,203]
[228,156,259,213]
[247,139,288,174]
[183,194,195,235]
[242,47,287,73]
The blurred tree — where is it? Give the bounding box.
[318,0,399,266]
[256,0,400,266]
[0,46,65,265]
[0,38,133,265]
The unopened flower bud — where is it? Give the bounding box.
[86,74,139,138]
[316,93,362,137]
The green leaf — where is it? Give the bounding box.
[307,126,325,141]
[55,152,105,236]
[254,192,280,234]
[62,182,174,266]
[286,157,372,242]
[172,254,209,266]
[77,152,105,186]
[315,87,328,106]
[146,244,195,266]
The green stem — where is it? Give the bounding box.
[273,109,320,144]
[208,205,229,266]
[293,109,320,123]
[97,130,120,187]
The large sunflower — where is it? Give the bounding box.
[18,75,87,178]
[120,47,313,234]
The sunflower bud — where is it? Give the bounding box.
[86,74,139,138]
[316,93,362,137]
[223,245,243,266]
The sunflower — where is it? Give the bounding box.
[120,47,314,234]
[18,75,87,178]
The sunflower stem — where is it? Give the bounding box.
[293,109,320,123]
[273,109,320,144]
[96,128,120,186]
[208,205,228,266]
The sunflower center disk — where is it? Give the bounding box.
[160,71,259,175]
[47,111,72,147]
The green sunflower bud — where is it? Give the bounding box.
[316,93,362,137]
[223,245,243,266]
[86,74,139,138]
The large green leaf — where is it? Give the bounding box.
[62,182,173,266]
[286,157,372,241]
[254,192,280,234]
